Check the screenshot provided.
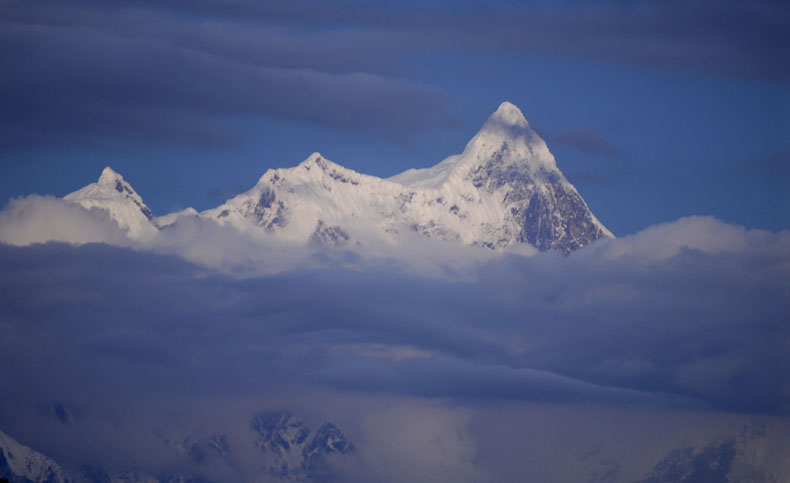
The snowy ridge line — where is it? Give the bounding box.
[62,101,612,254]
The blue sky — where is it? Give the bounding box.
[1,0,788,236]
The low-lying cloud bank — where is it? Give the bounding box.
[0,195,787,413]
[0,197,788,480]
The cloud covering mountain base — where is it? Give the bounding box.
[0,196,788,480]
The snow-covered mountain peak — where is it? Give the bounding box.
[383,102,611,250]
[461,101,557,175]
[489,101,530,127]
[201,101,611,253]
[389,102,558,189]
[256,152,353,186]
[70,166,145,207]
[57,102,611,254]
[64,167,157,239]
[98,166,124,185]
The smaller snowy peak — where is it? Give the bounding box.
[295,152,361,181]
[255,152,351,186]
[64,167,157,239]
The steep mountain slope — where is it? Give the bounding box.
[390,101,612,251]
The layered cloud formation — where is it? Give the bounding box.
[0,193,788,479]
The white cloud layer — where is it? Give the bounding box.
[2,194,788,278]
[0,195,131,247]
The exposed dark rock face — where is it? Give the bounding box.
[251,411,310,470]
[237,188,289,231]
[310,221,350,247]
[469,155,608,253]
